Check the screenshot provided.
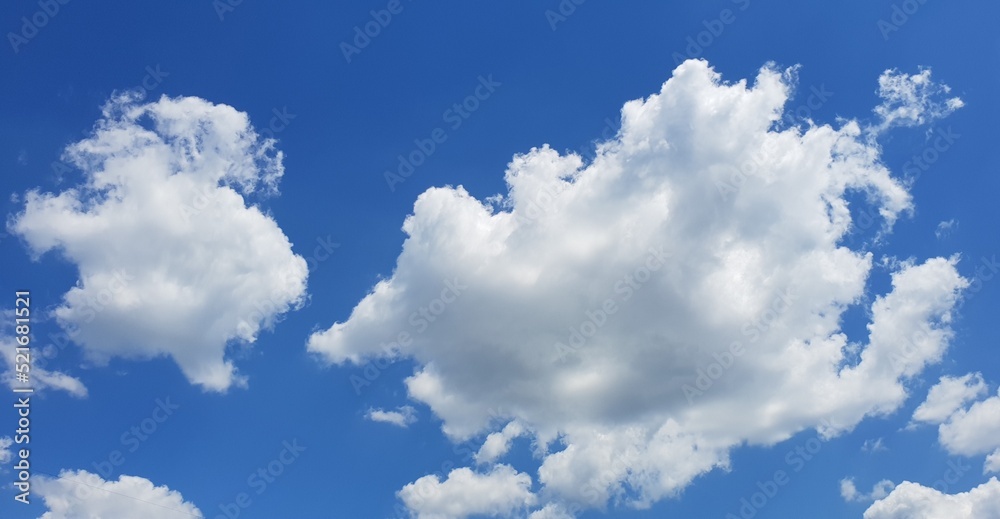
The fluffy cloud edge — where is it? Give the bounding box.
[35,469,203,519]
[397,464,536,519]
[0,335,87,398]
[864,477,1000,519]
[912,373,987,425]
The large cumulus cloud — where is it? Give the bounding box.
[309,60,966,515]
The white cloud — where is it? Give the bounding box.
[840,478,858,500]
[0,436,12,464]
[862,438,887,453]
[311,60,967,514]
[872,68,963,133]
[35,470,203,519]
[842,477,895,502]
[397,465,536,519]
[527,503,574,519]
[908,373,1000,473]
[912,373,987,425]
[935,219,957,239]
[9,93,308,392]
[366,405,417,427]
[985,449,1000,474]
[938,387,1000,458]
[864,477,1000,519]
[476,421,526,464]
[0,336,87,398]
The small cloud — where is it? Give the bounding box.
[871,67,963,134]
[365,405,417,428]
[841,477,895,502]
[398,465,536,518]
[16,150,27,165]
[0,436,13,464]
[475,421,526,464]
[1,335,87,398]
[935,219,957,239]
[862,437,887,453]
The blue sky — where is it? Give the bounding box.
[1,1,999,518]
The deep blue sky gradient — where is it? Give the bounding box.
[1,1,998,517]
